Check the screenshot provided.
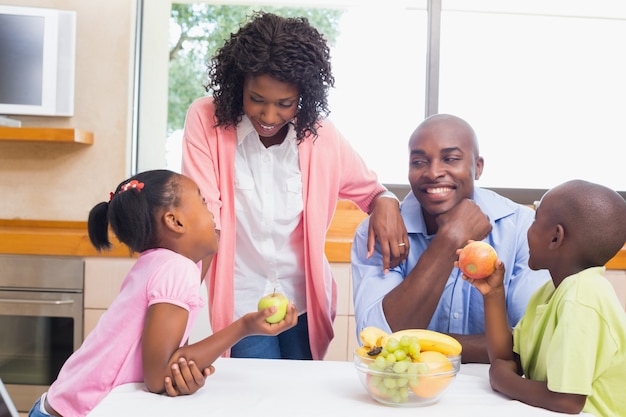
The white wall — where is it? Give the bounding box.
[0,0,137,221]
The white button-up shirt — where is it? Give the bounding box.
[233,116,306,319]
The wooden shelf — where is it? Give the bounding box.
[0,126,93,144]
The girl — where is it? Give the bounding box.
[182,11,408,361]
[28,170,297,417]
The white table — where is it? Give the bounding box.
[88,358,592,417]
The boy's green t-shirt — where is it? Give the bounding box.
[513,266,626,417]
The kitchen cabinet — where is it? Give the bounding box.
[82,257,357,361]
[83,257,136,338]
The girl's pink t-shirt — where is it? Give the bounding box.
[47,248,204,417]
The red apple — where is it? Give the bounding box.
[458,241,497,279]
[257,290,289,323]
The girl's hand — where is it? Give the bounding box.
[163,358,214,397]
[244,302,299,336]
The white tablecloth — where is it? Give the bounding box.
[87,357,592,417]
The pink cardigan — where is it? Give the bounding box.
[181,97,385,359]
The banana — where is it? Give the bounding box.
[359,326,389,348]
[381,329,462,356]
[355,346,371,359]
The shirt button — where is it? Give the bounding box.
[453,313,459,319]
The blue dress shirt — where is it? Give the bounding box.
[351,187,551,337]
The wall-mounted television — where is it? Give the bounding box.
[0,5,76,118]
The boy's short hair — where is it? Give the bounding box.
[546,179,626,266]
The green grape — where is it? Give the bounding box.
[385,353,397,363]
[407,362,420,375]
[383,377,397,389]
[392,361,408,374]
[372,355,387,370]
[408,341,421,358]
[416,362,429,374]
[368,335,439,404]
[399,335,411,348]
[386,337,399,353]
[394,349,407,361]
[370,375,383,386]
[400,386,410,402]
[369,362,385,372]
[390,391,402,403]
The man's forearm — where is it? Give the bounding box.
[382,236,460,331]
[449,333,490,363]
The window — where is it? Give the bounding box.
[135,0,626,203]
[438,1,626,193]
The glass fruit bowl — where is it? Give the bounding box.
[354,349,461,407]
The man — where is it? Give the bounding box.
[351,114,551,363]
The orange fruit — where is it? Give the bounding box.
[458,241,497,279]
[410,351,454,399]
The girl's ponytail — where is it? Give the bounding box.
[87,201,112,251]
[88,170,178,254]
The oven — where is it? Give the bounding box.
[0,255,83,412]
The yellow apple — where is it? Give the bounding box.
[257,290,289,323]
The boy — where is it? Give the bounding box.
[462,179,626,417]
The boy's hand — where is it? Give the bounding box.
[489,358,519,393]
[163,358,214,397]
[456,248,505,296]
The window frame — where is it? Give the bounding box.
[133,0,626,205]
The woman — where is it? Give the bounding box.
[182,11,408,360]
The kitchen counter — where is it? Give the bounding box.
[87,358,593,417]
[1,206,625,268]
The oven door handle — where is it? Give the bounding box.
[0,298,75,305]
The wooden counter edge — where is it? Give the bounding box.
[0,220,133,258]
[1,208,625,269]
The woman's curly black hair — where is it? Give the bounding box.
[205,11,335,141]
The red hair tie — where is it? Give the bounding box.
[109,180,144,202]
[121,180,145,192]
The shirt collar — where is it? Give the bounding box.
[236,115,297,147]
[400,187,518,235]
[236,115,256,146]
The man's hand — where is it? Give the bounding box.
[436,198,492,245]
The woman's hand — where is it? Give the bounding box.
[368,195,409,273]
[163,358,215,397]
